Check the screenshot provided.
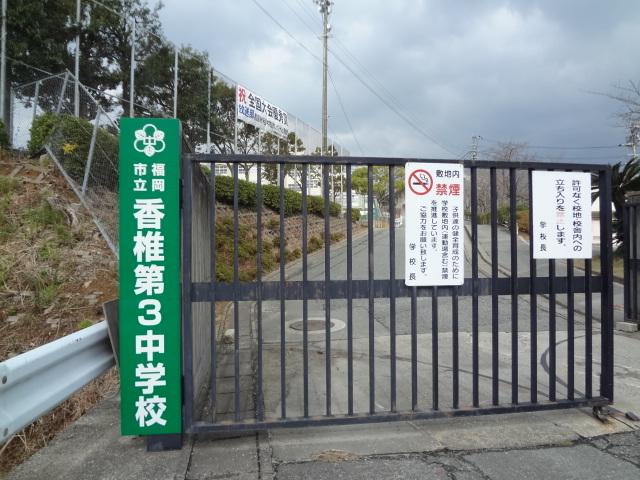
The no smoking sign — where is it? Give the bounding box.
[408,169,433,196]
[404,162,465,286]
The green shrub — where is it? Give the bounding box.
[0,119,9,149]
[517,209,529,234]
[77,319,94,330]
[497,205,510,225]
[350,208,361,223]
[212,175,341,218]
[28,113,119,190]
[0,195,15,242]
[308,235,324,253]
[266,217,279,230]
[0,176,17,195]
[330,232,344,243]
[28,112,58,156]
[24,202,66,229]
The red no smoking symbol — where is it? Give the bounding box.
[408,169,433,196]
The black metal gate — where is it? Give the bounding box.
[181,154,614,433]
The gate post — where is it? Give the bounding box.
[118,118,183,450]
[622,193,640,331]
[599,167,615,402]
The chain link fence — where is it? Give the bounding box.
[9,64,351,259]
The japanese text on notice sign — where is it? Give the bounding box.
[405,163,464,286]
[531,171,592,259]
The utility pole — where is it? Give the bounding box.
[471,135,482,161]
[620,123,639,160]
[314,0,332,156]
[74,0,81,117]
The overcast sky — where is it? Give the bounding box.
[158,0,638,162]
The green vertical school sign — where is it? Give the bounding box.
[119,118,182,435]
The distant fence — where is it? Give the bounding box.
[9,69,350,257]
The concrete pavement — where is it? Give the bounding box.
[8,397,640,479]
[8,225,640,479]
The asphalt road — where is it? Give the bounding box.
[244,223,616,419]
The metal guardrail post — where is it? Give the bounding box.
[82,108,102,196]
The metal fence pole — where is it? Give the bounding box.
[56,72,70,114]
[206,68,211,149]
[0,0,7,124]
[74,0,81,117]
[82,108,101,196]
[32,80,41,124]
[173,47,178,118]
[129,20,135,117]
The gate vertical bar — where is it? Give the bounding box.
[632,205,638,320]
[567,259,574,400]
[432,287,439,410]
[279,163,287,419]
[367,164,375,414]
[509,168,518,404]
[389,166,397,412]
[257,163,264,420]
[471,167,479,407]
[585,258,593,398]
[452,286,459,409]
[181,155,194,431]
[600,167,614,402]
[548,259,557,402]
[302,164,309,418]
[323,164,332,416]
[233,164,241,421]
[528,170,538,403]
[623,205,630,319]
[209,166,217,421]
[411,286,417,410]
[490,167,499,405]
[346,165,354,415]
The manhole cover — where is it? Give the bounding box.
[287,318,345,333]
[290,320,332,331]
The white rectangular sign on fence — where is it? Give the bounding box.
[532,171,592,259]
[236,85,289,139]
[405,162,465,286]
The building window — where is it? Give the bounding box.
[214,164,228,176]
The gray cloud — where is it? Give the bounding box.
[158,0,639,162]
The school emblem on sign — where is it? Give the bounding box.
[134,124,166,158]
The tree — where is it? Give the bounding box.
[352,165,404,211]
[135,44,210,143]
[473,142,532,219]
[7,0,75,86]
[261,132,305,185]
[83,0,165,114]
[208,76,236,154]
[592,157,640,244]
[604,80,640,129]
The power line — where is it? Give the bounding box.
[328,69,364,155]
[481,136,622,150]
[249,0,458,156]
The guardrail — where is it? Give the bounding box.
[0,322,115,444]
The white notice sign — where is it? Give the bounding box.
[405,162,464,286]
[532,171,592,259]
